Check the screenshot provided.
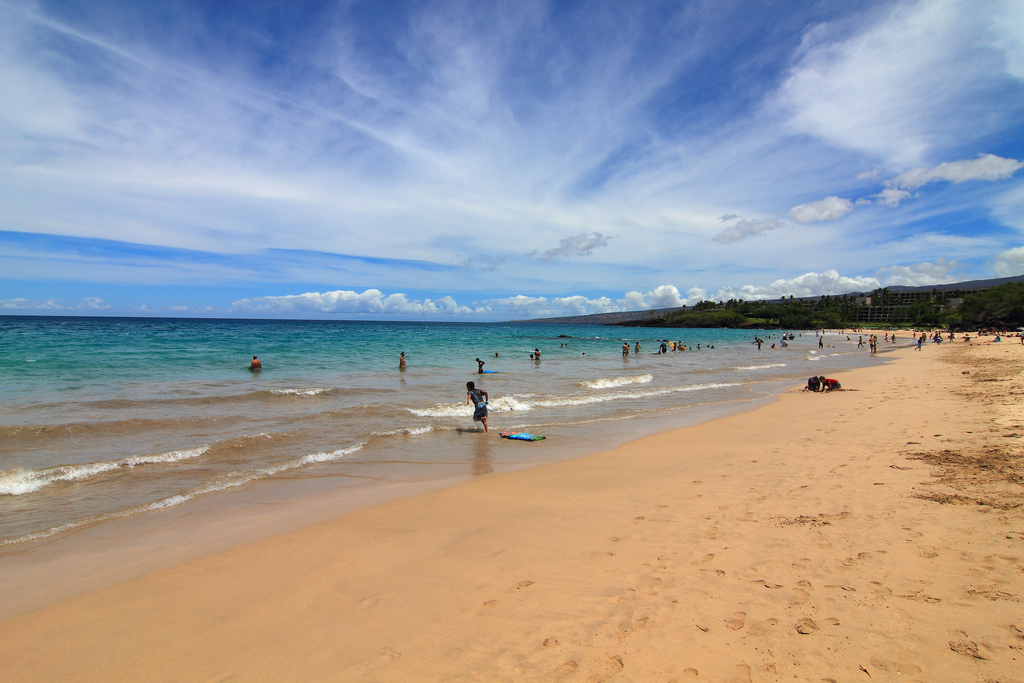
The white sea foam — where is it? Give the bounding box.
[732,363,786,371]
[582,373,653,389]
[271,387,332,397]
[0,442,365,546]
[530,382,737,408]
[409,395,531,418]
[0,445,211,496]
[299,443,365,465]
[409,403,473,418]
[489,396,531,412]
[374,425,434,438]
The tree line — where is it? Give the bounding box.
[617,283,1024,330]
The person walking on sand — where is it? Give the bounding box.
[466,381,489,432]
[399,352,406,370]
[249,355,261,371]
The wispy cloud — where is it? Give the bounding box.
[789,197,854,223]
[713,218,786,244]
[1,1,1023,317]
[889,154,1024,190]
[532,232,610,262]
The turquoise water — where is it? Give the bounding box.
[0,316,888,548]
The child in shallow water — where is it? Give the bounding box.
[466,381,489,432]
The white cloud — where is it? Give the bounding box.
[484,293,621,318]
[619,285,696,309]
[876,258,957,286]
[685,286,707,303]
[870,187,913,207]
[993,246,1024,277]
[889,154,1024,190]
[713,269,880,301]
[712,218,786,244]
[991,183,1024,231]
[232,289,482,317]
[643,285,687,308]
[549,295,619,316]
[457,255,505,271]
[0,296,106,311]
[534,232,610,262]
[776,0,1024,166]
[788,196,853,223]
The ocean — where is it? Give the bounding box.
[0,316,889,551]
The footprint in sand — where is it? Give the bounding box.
[516,580,535,590]
[681,669,699,678]
[796,617,819,634]
[647,578,663,595]
[617,589,637,603]
[725,612,746,630]
[747,618,778,636]
[726,664,752,683]
[551,660,577,678]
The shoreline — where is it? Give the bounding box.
[4,340,1022,680]
[0,383,784,621]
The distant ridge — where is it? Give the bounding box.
[506,274,1024,325]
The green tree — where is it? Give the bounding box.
[955,283,1024,329]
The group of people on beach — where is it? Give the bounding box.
[806,375,842,392]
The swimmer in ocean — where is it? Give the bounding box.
[249,355,261,371]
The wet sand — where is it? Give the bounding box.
[2,340,1023,681]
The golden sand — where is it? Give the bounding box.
[2,341,1023,681]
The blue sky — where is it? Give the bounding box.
[1,0,1023,320]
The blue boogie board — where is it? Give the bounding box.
[501,432,545,441]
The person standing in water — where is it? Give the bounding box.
[399,352,406,370]
[622,342,629,356]
[476,358,485,373]
[249,355,261,371]
[466,381,489,432]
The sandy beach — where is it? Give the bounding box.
[2,340,1023,682]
